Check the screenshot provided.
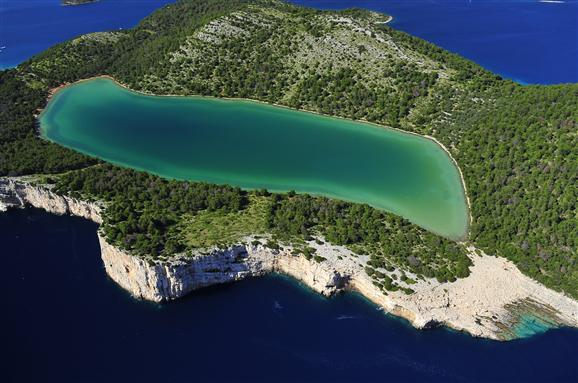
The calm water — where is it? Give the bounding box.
[0,0,175,69]
[3,209,578,382]
[1,1,577,83]
[40,78,469,240]
[291,0,578,84]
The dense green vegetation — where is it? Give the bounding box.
[0,72,97,175]
[54,165,246,256]
[450,85,578,295]
[0,0,576,297]
[53,164,470,290]
[266,191,471,284]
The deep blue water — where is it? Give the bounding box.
[3,209,578,383]
[1,0,577,83]
[290,0,578,84]
[0,0,175,69]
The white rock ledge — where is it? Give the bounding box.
[0,178,102,223]
[2,178,577,340]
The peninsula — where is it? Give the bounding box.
[1,0,576,340]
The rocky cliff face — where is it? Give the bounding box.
[2,178,577,340]
[0,178,102,223]
[0,178,347,302]
[99,235,347,302]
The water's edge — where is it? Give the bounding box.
[37,76,471,240]
[2,178,576,341]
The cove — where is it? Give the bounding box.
[40,78,469,240]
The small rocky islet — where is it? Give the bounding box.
[61,0,99,6]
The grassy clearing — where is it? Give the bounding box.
[179,195,271,249]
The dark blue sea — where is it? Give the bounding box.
[3,209,578,382]
[0,0,175,69]
[2,0,578,382]
[1,0,577,83]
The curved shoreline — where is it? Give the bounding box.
[40,75,471,240]
[1,178,577,341]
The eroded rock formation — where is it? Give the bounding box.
[2,178,577,340]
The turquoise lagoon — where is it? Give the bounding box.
[40,78,469,239]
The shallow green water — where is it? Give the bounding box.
[40,78,468,239]
[513,315,555,339]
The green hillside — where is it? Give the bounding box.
[1,0,576,297]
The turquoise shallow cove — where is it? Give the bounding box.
[40,78,469,239]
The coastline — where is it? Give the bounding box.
[375,15,394,25]
[1,178,577,341]
[40,75,471,240]
[424,133,473,239]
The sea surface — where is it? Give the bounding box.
[2,1,576,83]
[40,78,469,240]
[0,0,175,69]
[3,209,578,382]
[291,0,578,84]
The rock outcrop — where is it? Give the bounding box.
[99,236,347,302]
[0,178,102,223]
[2,178,578,340]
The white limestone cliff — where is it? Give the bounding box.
[0,178,102,223]
[2,177,577,340]
[99,235,347,302]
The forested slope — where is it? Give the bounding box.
[1,0,576,297]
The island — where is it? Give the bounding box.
[62,0,99,6]
[1,0,576,341]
